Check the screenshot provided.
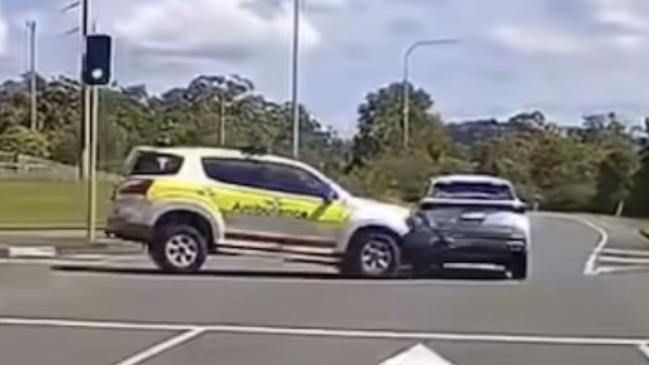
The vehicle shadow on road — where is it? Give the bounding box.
[51,265,509,281]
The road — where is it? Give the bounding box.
[1,213,649,364]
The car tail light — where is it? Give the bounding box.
[117,179,153,196]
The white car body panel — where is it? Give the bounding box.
[337,197,411,252]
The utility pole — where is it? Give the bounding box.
[26,21,37,130]
[291,0,300,159]
[219,97,226,146]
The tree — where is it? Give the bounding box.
[352,82,433,164]
[0,125,51,158]
[594,141,641,214]
[627,118,649,216]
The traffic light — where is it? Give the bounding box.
[83,34,112,85]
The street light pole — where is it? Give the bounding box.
[219,96,226,146]
[291,0,300,159]
[402,39,458,148]
[26,21,37,130]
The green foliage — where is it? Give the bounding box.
[0,125,51,158]
[352,82,433,164]
[0,73,647,217]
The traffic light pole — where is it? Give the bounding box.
[86,85,98,242]
[80,0,90,181]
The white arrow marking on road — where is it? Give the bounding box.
[380,344,454,365]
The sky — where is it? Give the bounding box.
[1,0,649,136]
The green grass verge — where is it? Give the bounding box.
[0,180,115,227]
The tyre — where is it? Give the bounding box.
[342,230,401,278]
[507,253,527,280]
[150,224,208,273]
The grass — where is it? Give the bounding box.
[0,180,116,228]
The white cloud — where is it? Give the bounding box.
[0,8,7,56]
[612,34,645,50]
[593,0,649,32]
[490,25,587,54]
[114,0,321,61]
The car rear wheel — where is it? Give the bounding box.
[342,230,401,278]
[507,253,527,280]
[150,224,208,273]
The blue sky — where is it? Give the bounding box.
[1,0,649,136]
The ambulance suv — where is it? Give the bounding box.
[106,146,410,277]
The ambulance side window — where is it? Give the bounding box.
[261,163,327,197]
[202,158,264,189]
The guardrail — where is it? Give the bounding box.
[0,152,121,181]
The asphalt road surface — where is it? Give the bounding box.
[2,213,649,364]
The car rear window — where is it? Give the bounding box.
[129,152,184,176]
[430,182,513,200]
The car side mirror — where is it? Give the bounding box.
[319,185,338,203]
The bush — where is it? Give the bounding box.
[0,125,51,158]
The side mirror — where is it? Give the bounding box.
[319,185,338,203]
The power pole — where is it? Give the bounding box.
[26,21,37,130]
[291,0,300,159]
[219,97,226,146]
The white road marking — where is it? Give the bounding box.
[7,246,56,258]
[0,316,646,346]
[0,317,190,331]
[577,218,608,276]
[380,343,454,365]
[540,214,608,276]
[601,248,649,257]
[534,213,608,276]
[597,256,649,265]
[113,328,205,365]
[637,342,649,361]
[594,265,649,275]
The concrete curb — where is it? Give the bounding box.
[0,243,143,259]
[640,229,649,242]
[0,245,57,259]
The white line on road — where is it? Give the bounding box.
[637,342,649,361]
[597,256,649,265]
[577,218,608,276]
[594,265,649,275]
[0,317,191,331]
[113,328,205,365]
[534,213,608,276]
[380,343,454,365]
[0,316,646,346]
[601,248,649,257]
